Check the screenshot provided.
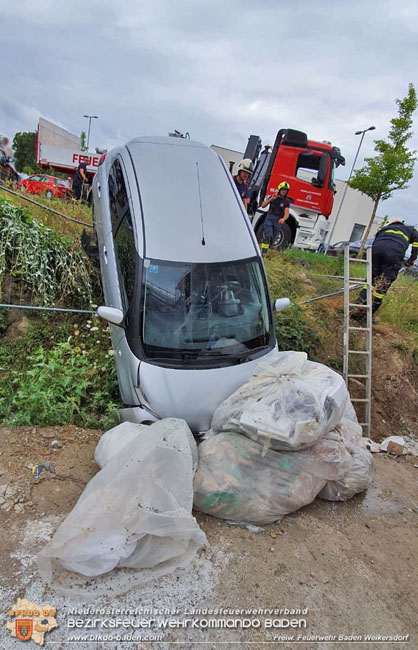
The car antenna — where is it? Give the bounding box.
[196,161,206,245]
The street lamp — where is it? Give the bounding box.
[83,115,98,150]
[323,126,376,253]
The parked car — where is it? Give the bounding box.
[327,238,374,257]
[18,174,73,200]
[92,136,289,432]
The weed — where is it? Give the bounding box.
[0,198,96,308]
[275,303,321,358]
[0,308,8,336]
[0,333,119,428]
[0,186,92,243]
[380,275,418,334]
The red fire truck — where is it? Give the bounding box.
[245,129,345,250]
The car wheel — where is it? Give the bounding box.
[272,222,293,250]
[46,190,53,199]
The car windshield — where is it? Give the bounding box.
[56,178,70,186]
[141,257,271,364]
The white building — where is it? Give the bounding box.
[211,144,243,175]
[326,179,383,244]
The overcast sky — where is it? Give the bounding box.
[2,0,418,224]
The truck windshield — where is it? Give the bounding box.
[141,257,272,365]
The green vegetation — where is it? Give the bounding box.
[0,191,416,429]
[12,131,39,174]
[265,248,417,362]
[0,312,119,429]
[379,274,418,334]
[349,83,417,256]
[0,185,92,242]
[0,198,94,307]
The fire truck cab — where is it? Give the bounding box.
[246,129,345,251]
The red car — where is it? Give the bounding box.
[18,174,73,200]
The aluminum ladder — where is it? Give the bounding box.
[343,243,372,436]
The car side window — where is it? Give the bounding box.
[108,159,130,233]
[109,159,136,310]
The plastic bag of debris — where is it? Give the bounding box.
[211,351,348,451]
[95,420,198,471]
[318,440,374,502]
[318,413,374,502]
[37,418,207,596]
[193,430,353,524]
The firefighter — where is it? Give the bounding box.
[259,181,290,254]
[233,159,253,211]
[352,218,418,323]
[72,158,89,201]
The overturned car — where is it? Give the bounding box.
[93,136,288,431]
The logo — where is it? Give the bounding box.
[306,194,312,201]
[16,619,33,641]
[7,599,58,647]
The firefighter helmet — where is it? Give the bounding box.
[237,159,254,175]
[277,181,290,192]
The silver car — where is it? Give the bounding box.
[93,136,288,432]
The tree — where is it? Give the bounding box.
[12,131,40,173]
[349,84,417,257]
[80,131,87,152]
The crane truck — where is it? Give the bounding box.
[244,129,345,251]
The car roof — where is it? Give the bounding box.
[124,136,258,263]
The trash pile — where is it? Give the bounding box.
[366,435,418,457]
[37,351,374,590]
[193,351,374,524]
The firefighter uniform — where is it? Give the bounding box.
[356,220,418,316]
[260,182,291,254]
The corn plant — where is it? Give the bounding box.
[0,198,94,307]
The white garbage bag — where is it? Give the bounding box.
[319,440,374,502]
[38,418,207,596]
[193,430,352,524]
[94,421,150,468]
[211,351,348,451]
[95,420,198,471]
[318,414,374,502]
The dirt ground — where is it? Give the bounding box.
[0,425,417,650]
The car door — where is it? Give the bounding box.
[26,175,42,194]
[104,155,141,405]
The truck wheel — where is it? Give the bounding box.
[272,222,292,250]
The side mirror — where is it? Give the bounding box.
[97,306,124,326]
[316,153,328,187]
[273,298,290,312]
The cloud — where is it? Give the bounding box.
[1,0,417,221]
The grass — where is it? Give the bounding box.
[265,248,418,365]
[379,274,418,335]
[0,184,92,243]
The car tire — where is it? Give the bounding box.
[46,190,53,199]
[272,222,292,250]
[255,220,293,251]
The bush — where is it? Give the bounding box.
[0,340,119,428]
[274,303,321,358]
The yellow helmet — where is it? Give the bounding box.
[277,181,290,192]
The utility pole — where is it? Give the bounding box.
[83,115,98,150]
[324,126,375,254]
